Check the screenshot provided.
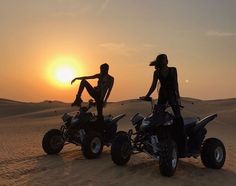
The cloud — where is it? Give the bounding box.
[98,0,110,14]
[143,43,158,48]
[99,43,139,56]
[50,1,112,17]
[207,30,236,37]
[100,42,125,49]
[101,0,110,11]
[99,42,159,56]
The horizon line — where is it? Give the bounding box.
[1,97,236,104]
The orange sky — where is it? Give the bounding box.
[0,1,235,102]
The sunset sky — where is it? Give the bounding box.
[0,0,235,102]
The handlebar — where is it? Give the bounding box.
[139,96,153,102]
[88,99,96,108]
[139,96,184,111]
[139,96,155,111]
[79,99,96,113]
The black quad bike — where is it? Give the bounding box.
[111,97,226,177]
[42,100,125,159]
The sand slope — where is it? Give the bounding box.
[0,98,236,186]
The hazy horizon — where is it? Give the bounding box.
[1,95,236,104]
[1,0,236,102]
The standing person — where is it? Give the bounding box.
[140,54,187,154]
[71,63,114,120]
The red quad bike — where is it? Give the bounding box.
[42,100,126,159]
[111,97,226,177]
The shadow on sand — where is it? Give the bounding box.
[7,148,234,186]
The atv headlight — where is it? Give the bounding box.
[142,120,150,126]
[140,120,151,129]
[140,120,151,131]
[163,119,174,126]
[131,114,144,126]
[62,113,72,122]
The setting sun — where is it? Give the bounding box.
[46,56,83,88]
[55,66,75,84]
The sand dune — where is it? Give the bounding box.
[0,98,236,185]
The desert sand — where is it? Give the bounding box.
[0,98,236,186]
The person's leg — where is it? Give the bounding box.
[156,96,168,113]
[96,99,104,129]
[172,106,185,138]
[94,90,104,119]
[72,79,96,106]
[79,80,104,120]
[171,105,183,120]
[90,95,104,132]
[77,79,96,98]
[171,105,187,155]
[96,100,103,118]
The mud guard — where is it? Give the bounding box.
[193,114,217,133]
[111,114,126,124]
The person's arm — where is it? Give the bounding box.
[71,74,100,84]
[103,77,114,105]
[145,70,158,97]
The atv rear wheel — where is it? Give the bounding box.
[159,139,178,177]
[201,138,226,169]
[42,129,64,154]
[111,132,131,166]
[82,131,103,159]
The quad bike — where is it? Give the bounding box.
[42,100,125,159]
[111,97,226,177]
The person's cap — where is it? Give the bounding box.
[149,54,168,66]
[149,59,158,66]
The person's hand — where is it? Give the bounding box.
[139,96,152,101]
[139,96,147,100]
[71,78,76,85]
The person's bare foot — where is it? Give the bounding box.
[71,96,83,107]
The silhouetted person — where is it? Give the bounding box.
[140,54,187,154]
[71,63,114,119]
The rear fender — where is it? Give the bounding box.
[193,114,217,133]
[111,114,126,124]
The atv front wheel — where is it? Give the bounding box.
[111,132,131,166]
[201,138,226,169]
[42,129,64,154]
[159,139,178,177]
[82,131,103,159]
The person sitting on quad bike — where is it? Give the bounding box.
[71,63,114,121]
[140,54,187,154]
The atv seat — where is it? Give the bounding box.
[183,117,198,129]
[183,117,198,136]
